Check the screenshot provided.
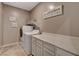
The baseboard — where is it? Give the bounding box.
[0,42,19,48]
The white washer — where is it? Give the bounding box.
[21,25,33,53]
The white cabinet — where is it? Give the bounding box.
[32,37,55,56]
[32,37,43,56]
[32,37,75,56]
[55,47,74,56]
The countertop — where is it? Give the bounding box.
[33,32,79,55]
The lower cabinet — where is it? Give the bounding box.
[32,37,37,56]
[32,37,75,56]
[55,47,74,56]
[32,37,43,56]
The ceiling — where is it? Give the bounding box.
[3,2,39,11]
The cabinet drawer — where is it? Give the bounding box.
[43,41,55,52]
[32,37,36,42]
[55,47,74,56]
[32,37,37,45]
[32,37,42,46]
[37,39,42,44]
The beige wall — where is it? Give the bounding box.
[1,2,79,45]
[3,4,30,45]
[0,3,3,46]
[31,2,79,37]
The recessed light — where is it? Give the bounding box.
[49,5,55,10]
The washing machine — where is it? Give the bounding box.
[21,25,33,55]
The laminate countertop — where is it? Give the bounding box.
[33,32,79,55]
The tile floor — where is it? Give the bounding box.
[0,43,28,56]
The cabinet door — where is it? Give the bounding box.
[32,37,37,56]
[55,47,75,56]
[36,39,43,56]
[32,37,43,56]
[32,45,37,56]
[43,41,55,52]
[36,45,43,56]
[43,47,55,56]
[43,41,55,56]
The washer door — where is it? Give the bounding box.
[21,34,32,52]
